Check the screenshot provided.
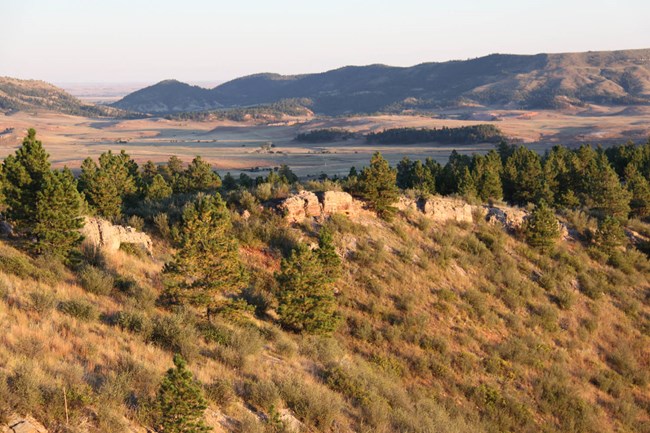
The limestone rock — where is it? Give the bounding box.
[281,190,321,223]
[6,415,47,433]
[395,196,419,212]
[320,191,356,216]
[81,217,153,255]
[485,206,528,231]
[423,197,474,223]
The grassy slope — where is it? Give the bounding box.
[0,203,648,433]
[0,77,126,117]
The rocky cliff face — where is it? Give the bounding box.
[280,190,362,223]
[81,217,153,255]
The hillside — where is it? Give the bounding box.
[0,129,649,433]
[112,49,650,115]
[1,193,649,433]
[0,77,126,117]
[115,79,224,114]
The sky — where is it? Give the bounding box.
[1,0,649,85]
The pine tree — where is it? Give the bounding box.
[276,244,338,334]
[32,168,84,258]
[595,216,627,254]
[79,151,138,221]
[157,354,210,433]
[359,152,399,220]
[473,150,503,202]
[278,165,298,184]
[316,227,341,283]
[396,157,414,189]
[412,160,436,195]
[437,151,471,195]
[583,152,631,221]
[163,194,247,317]
[2,128,51,232]
[543,145,578,208]
[524,201,560,252]
[624,164,650,218]
[457,166,477,199]
[502,146,545,205]
[146,174,173,201]
[178,156,221,193]
[141,160,159,184]
[221,172,238,191]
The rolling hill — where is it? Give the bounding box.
[0,77,126,117]
[112,49,650,115]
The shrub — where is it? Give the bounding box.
[607,345,648,386]
[577,272,605,300]
[58,299,97,321]
[0,253,55,284]
[149,314,199,361]
[204,378,235,407]
[241,379,280,411]
[278,377,343,429]
[79,265,114,295]
[126,215,145,231]
[535,371,595,433]
[154,213,172,240]
[590,369,624,397]
[29,289,57,314]
[114,276,156,309]
[463,289,488,318]
[119,242,147,259]
[114,310,152,336]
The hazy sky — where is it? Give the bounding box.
[1,0,649,84]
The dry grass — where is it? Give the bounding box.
[0,204,649,432]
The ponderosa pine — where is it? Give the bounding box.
[157,354,210,433]
[359,152,399,220]
[163,194,246,317]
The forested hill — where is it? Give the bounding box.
[0,77,126,117]
[112,48,650,114]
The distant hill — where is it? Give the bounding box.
[113,79,224,113]
[0,77,125,117]
[112,49,650,115]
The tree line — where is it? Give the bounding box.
[295,124,505,145]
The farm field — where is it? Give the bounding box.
[1,105,649,177]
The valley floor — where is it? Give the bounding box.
[1,105,649,177]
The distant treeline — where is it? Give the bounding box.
[366,125,505,144]
[295,128,357,143]
[165,99,313,122]
[295,124,505,145]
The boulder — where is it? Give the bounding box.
[81,217,153,255]
[280,190,321,223]
[6,415,47,433]
[320,191,355,216]
[423,197,474,223]
[485,206,527,232]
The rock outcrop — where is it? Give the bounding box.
[281,190,322,223]
[485,206,528,232]
[396,196,475,223]
[423,197,474,223]
[320,191,356,216]
[486,205,570,239]
[281,190,361,223]
[81,217,153,255]
[4,415,47,433]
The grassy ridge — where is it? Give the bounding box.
[0,197,648,432]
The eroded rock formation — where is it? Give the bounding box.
[81,217,153,255]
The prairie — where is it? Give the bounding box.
[0,105,649,177]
